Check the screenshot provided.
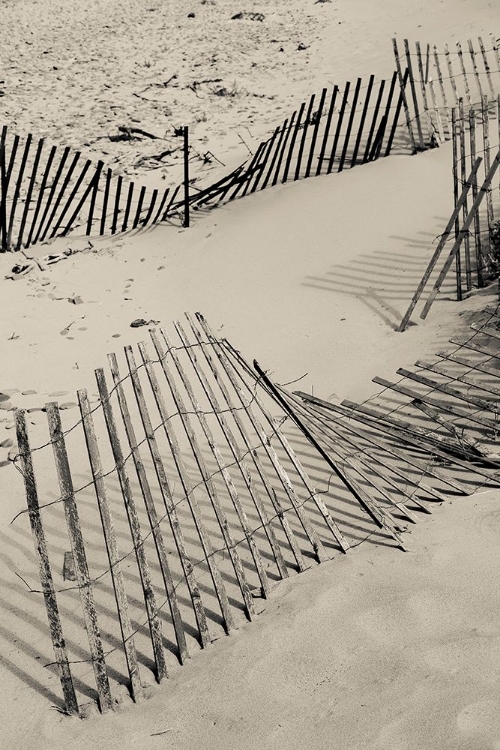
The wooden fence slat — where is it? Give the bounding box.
[45,402,113,713]
[398,156,481,331]
[150,187,170,225]
[403,39,425,149]
[15,409,80,715]
[0,134,8,252]
[444,43,460,108]
[351,75,374,167]
[338,78,362,171]
[397,367,499,413]
[94,372,171,687]
[185,314,289,580]
[132,185,146,229]
[129,340,237,634]
[468,39,484,101]
[316,85,338,175]
[452,108,463,299]
[108,351,210,650]
[456,41,472,106]
[482,94,495,230]
[416,358,500,399]
[478,36,495,97]
[305,88,327,178]
[294,94,316,180]
[392,39,418,153]
[415,42,437,145]
[86,161,103,236]
[434,45,451,135]
[427,72,445,145]
[15,138,44,250]
[272,113,296,186]
[491,34,500,76]
[174,320,272,598]
[6,132,20,186]
[282,103,306,183]
[121,181,135,233]
[363,78,385,162]
[48,158,92,239]
[103,358,189,664]
[260,119,289,191]
[327,82,351,173]
[111,175,123,235]
[78,389,163,688]
[251,127,280,193]
[383,69,404,157]
[458,99,471,291]
[61,161,103,238]
[142,188,158,226]
[25,145,57,248]
[469,107,484,287]
[155,328,256,620]
[34,146,72,245]
[195,315,308,572]
[7,133,32,246]
[161,184,180,220]
[99,167,112,236]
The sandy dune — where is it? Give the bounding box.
[1,1,500,748]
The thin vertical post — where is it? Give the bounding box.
[363,79,385,162]
[111,175,122,235]
[0,131,8,252]
[382,70,402,156]
[132,185,146,228]
[467,39,483,102]
[33,146,71,245]
[16,138,44,250]
[444,43,460,108]
[478,37,495,97]
[282,104,306,183]
[100,168,112,235]
[434,45,451,137]
[458,99,471,290]
[141,188,158,226]
[7,133,32,247]
[272,114,296,186]
[183,126,190,228]
[415,42,437,144]
[86,161,103,236]
[482,94,495,231]
[261,119,289,190]
[452,108,462,300]
[456,41,472,106]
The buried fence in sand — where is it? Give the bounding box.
[13,310,500,716]
[1,36,500,250]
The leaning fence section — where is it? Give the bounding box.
[14,312,453,716]
[399,96,500,330]
[393,35,500,150]
[187,71,411,212]
[0,126,182,252]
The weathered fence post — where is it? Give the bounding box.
[183,126,190,228]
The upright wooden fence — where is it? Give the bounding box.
[393,35,500,150]
[14,312,451,716]
[0,126,182,252]
[186,71,410,212]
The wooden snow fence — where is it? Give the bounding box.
[392,36,500,151]
[399,126,500,332]
[0,126,182,252]
[306,304,500,503]
[186,71,411,212]
[15,312,445,716]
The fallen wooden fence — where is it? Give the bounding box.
[0,126,183,252]
[393,36,500,150]
[14,312,451,716]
